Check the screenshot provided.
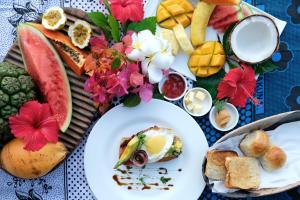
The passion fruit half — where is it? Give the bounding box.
[68,20,92,49]
[42,7,67,30]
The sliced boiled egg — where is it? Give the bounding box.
[141,128,174,163]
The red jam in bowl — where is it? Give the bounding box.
[162,74,186,99]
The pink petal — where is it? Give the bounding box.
[90,35,108,51]
[130,71,144,87]
[139,83,153,102]
[112,42,125,53]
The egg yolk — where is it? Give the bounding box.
[144,136,167,155]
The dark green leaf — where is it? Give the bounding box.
[124,94,141,107]
[252,60,278,75]
[160,176,171,184]
[153,85,164,100]
[111,57,121,69]
[196,69,226,100]
[127,17,157,34]
[87,12,109,29]
[103,0,112,14]
[223,23,236,56]
[108,14,120,42]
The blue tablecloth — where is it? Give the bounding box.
[0,0,299,199]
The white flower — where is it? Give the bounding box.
[126,30,175,83]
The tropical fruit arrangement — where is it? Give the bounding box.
[0,0,282,181]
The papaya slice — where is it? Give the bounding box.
[28,23,87,76]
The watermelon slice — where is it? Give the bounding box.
[210,4,253,32]
[17,24,72,132]
[208,5,241,26]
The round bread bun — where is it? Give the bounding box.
[260,145,287,171]
[239,130,270,157]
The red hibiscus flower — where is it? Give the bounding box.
[9,101,59,151]
[108,0,144,23]
[217,64,259,108]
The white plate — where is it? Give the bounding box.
[144,0,286,81]
[84,99,209,200]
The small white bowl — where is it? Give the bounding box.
[183,88,212,117]
[209,103,239,132]
[158,72,187,101]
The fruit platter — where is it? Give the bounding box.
[2,0,300,199]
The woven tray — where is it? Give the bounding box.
[3,8,98,162]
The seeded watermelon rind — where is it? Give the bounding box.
[17,23,72,132]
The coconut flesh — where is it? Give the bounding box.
[230,15,279,64]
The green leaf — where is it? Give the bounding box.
[223,23,236,56]
[127,17,157,34]
[111,57,121,69]
[214,99,227,112]
[108,14,120,42]
[137,134,146,150]
[87,12,109,29]
[103,0,112,14]
[87,12,112,40]
[252,60,278,75]
[196,69,226,100]
[124,94,141,107]
[160,176,171,184]
[153,85,164,100]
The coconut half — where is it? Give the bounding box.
[230,15,279,64]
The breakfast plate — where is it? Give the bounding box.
[84,99,209,200]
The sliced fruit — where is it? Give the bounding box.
[28,23,87,75]
[191,2,216,47]
[173,24,194,55]
[156,0,194,29]
[17,24,72,132]
[210,4,253,33]
[203,0,241,6]
[114,136,139,169]
[160,28,179,55]
[209,5,241,26]
[230,15,279,64]
[68,20,92,49]
[42,7,67,30]
[188,41,225,77]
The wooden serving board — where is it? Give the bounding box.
[4,8,99,156]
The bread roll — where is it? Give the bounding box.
[205,150,238,180]
[0,139,67,179]
[225,157,260,190]
[239,130,270,157]
[260,145,287,171]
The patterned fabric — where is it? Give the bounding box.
[0,0,299,199]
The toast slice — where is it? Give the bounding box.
[205,150,238,180]
[225,157,260,190]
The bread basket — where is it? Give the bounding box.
[202,110,300,198]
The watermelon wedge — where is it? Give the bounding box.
[209,5,241,26]
[210,4,253,32]
[17,24,72,132]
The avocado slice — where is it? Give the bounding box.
[114,136,140,169]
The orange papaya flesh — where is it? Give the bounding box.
[28,23,87,76]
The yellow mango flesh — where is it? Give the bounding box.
[188,41,226,77]
[157,0,194,29]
